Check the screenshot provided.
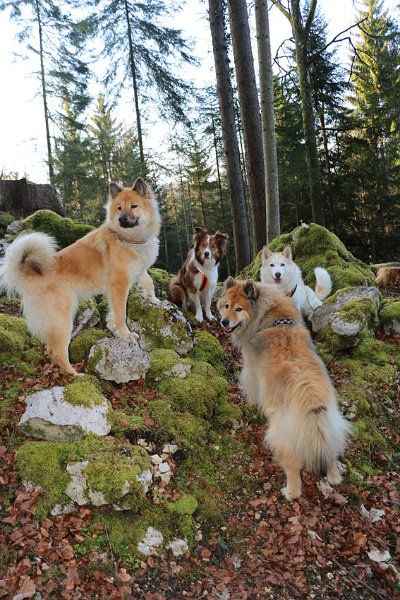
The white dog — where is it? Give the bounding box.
[261,246,332,318]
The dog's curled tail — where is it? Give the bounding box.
[0,232,58,296]
[295,402,352,474]
[314,267,332,301]
[169,278,186,307]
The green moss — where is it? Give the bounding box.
[16,440,71,518]
[20,210,94,248]
[127,288,192,352]
[17,434,151,518]
[336,298,378,327]
[150,399,208,450]
[107,410,144,437]
[69,328,108,363]
[147,348,192,385]
[64,375,105,408]
[0,211,17,230]
[0,313,30,360]
[189,330,227,376]
[239,224,375,293]
[84,444,150,510]
[167,494,198,516]
[148,268,171,296]
[379,299,400,326]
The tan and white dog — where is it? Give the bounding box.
[219,278,351,501]
[169,227,228,321]
[261,246,332,319]
[0,178,160,375]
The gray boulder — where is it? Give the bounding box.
[310,286,380,350]
[18,386,112,441]
[89,337,150,383]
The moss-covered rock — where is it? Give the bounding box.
[240,223,375,293]
[69,328,108,364]
[148,268,171,298]
[310,287,380,351]
[379,299,400,335]
[188,330,227,376]
[20,210,94,248]
[0,211,17,233]
[127,287,193,355]
[17,435,151,517]
[0,313,31,360]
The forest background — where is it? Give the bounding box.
[0,0,399,276]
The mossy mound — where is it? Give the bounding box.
[148,268,171,297]
[0,211,17,233]
[240,223,375,293]
[188,330,227,376]
[69,328,109,364]
[17,434,151,518]
[127,288,193,354]
[379,299,400,335]
[0,313,31,361]
[20,210,94,248]
[318,336,399,482]
[64,375,105,408]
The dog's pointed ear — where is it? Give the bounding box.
[244,280,259,300]
[263,246,271,260]
[109,182,123,199]
[132,177,151,198]
[224,276,236,291]
[194,226,207,236]
[282,245,292,259]
[215,231,229,250]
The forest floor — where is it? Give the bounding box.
[0,286,399,600]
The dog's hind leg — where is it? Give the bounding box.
[326,461,342,485]
[275,449,303,501]
[45,327,79,376]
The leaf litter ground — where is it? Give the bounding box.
[0,291,399,599]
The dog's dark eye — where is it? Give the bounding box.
[236,307,243,312]
[117,206,122,211]
[225,303,229,309]
[131,204,137,209]
[270,263,274,267]
[280,263,285,266]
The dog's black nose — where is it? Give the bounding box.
[221,318,230,327]
[204,250,210,258]
[119,214,128,224]
[275,272,281,279]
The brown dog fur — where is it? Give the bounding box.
[0,178,160,375]
[218,278,351,501]
[375,267,400,287]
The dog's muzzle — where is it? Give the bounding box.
[220,319,241,334]
[119,214,139,228]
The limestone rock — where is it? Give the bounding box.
[89,337,150,383]
[310,286,380,350]
[137,527,164,556]
[18,386,112,441]
[127,288,194,355]
[167,539,189,557]
[379,300,400,335]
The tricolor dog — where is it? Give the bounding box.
[169,227,228,321]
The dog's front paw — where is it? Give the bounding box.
[195,313,204,322]
[206,313,216,321]
[281,486,301,501]
[148,296,161,306]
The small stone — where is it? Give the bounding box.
[167,539,189,557]
[151,454,163,465]
[159,462,170,474]
[162,443,178,454]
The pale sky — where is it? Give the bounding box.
[0,0,398,184]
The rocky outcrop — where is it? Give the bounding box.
[89,337,150,384]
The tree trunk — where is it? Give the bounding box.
[208,0,251,272]
[272,0,325,225]
[227,0,266,254]
[35,0,54,183]
[123,0,146,174]
[255,0,280,242]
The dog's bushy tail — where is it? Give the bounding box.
[169,278,186,307]
[314,267,332,301]
[0,232,58,296]
[294,402,352,474]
